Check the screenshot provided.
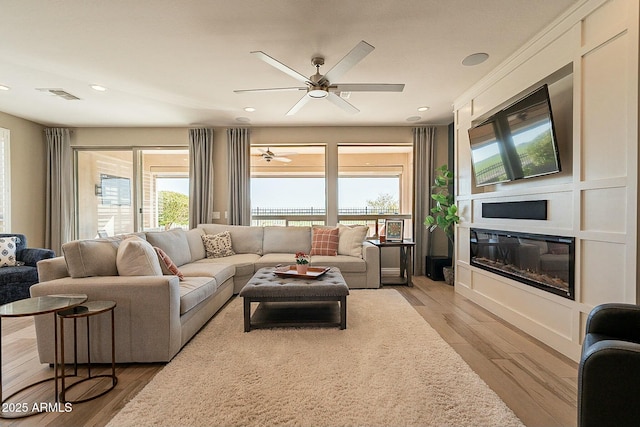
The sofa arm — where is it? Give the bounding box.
[30,275,182,363]
[20,247,55,267]
[36,256,70,282]
[585,303,640,342]
[362,241,380,288]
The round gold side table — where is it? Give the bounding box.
[0,294,87,419]
[57,300,117,404]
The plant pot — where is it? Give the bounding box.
[296,264,308,274]
[443,266,455,286]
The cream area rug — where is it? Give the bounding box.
[108,290,523,427]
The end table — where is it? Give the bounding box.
[57,300,117,403]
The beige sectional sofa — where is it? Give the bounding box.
[32,224,379,364]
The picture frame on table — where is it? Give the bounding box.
[385,219,404,242]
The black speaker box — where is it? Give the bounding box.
[482,200,547,220]
[426,256,452,281]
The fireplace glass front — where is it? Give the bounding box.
[470,228,575,299]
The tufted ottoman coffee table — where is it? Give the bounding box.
[239,267,349,332]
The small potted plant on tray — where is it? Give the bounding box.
[295,252,310,274]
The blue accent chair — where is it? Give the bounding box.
[0,233,55,305]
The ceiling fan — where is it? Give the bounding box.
[256,147,297,163]
[234,40,405,116]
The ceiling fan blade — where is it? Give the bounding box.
[332,83,405,92]
[286,94,312,116]
[234,87,306,94]
[251,51,313,85]
[326,92,359,114]
[272,151,297,156]
[272,156,292,163]
[318,40,375,85]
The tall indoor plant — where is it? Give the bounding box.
[424,164,460,285]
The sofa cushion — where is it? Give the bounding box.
[145,229,192,267]
[178,262,235,285]
[310,227,339,256]
[179,277,218,315]
[254,253,297,270]
[310,255,367,273]
[116,237,163,277]
[193,253,259,278]
[202,232,236,258]
[154,247,184,280]
[62,239,120,278]
[198,224,264,255]
[263,226,311,254]
[0,236,18,267]
[185,228,206,262]
[338,224,368,258]
[0,265,38,285]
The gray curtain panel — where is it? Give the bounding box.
[227,128,251,225]
[188,128,215,228]
[413,126,436,276]
[44,128,73,256]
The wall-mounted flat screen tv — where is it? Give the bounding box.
[468,84,561,187]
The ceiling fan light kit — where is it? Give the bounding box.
[235,40,404,115]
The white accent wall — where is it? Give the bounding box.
[453,0,639,361]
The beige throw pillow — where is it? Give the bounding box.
[116,236,163,276]
[0,236,17,267]
[202,232,236,258]
[337,224,368,258]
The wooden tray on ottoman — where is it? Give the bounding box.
[273,265,330,279]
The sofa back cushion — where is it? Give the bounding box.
[145,229,192,267]
[62,239,120,278]
[198,224,264,255]
[116,237,163,276]
[185,228,206,262]
[263,226,311,254]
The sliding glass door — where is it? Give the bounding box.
[75,148,189,239]
[76,150,134,239]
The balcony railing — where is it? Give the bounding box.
[251,207,411,238]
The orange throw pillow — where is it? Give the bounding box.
[310,227,339,256]
[154,246,185,280]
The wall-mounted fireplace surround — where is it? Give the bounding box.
[470,228,575,300]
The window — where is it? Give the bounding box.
[249,143,413,237]
[250,145,326,226]
[75,148,189,239]
[338,144,413,238]
[0,128,9,232]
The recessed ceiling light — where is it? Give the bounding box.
[406,116,421,122]
[0,85,10,91]
[417,106,430,112]
[462,52,489,66]
[90,84,107,92]
[244,107,256,112]
[236,117,251,123]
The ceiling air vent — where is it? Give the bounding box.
[36,88,81,100]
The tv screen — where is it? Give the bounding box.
[468,85,561,187]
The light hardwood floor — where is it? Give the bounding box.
[0,276,577,427]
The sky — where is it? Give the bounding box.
[250,177,400,209]
[155,176,401,210]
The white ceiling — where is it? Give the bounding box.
[0,0,579,128]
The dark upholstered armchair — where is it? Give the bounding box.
[578,303,640,427]
[0,233,55,305]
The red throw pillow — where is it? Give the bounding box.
[154,246,185,280]
[310,227,339,256]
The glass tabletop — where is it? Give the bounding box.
[0,294,88,317]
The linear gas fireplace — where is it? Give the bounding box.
[470,228,575,300]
